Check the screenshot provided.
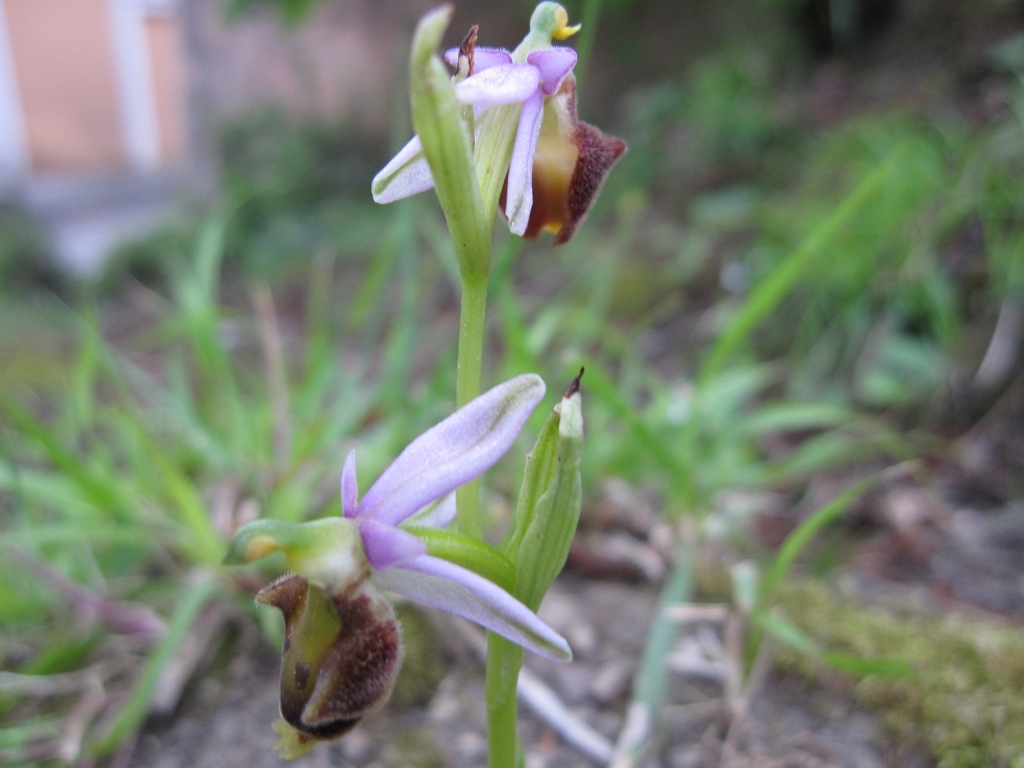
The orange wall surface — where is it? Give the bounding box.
[146,15,185,165]
[4,0,126,172]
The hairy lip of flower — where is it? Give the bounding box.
[258,574,403,745]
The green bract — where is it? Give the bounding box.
[504,375,584,612]
[409,5,491,278]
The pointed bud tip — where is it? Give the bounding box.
[412,4,455,66]
[458,24,479,75]
[565,367,584,398]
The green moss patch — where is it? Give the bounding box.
[773,582,1024,768]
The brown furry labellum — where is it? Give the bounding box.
[501,71,627,245]
[257,573,404,746]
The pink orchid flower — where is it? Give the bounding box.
[372,38,625,244]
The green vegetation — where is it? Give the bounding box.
[775,581,1024,768]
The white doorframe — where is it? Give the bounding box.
[0,0,28,180]
[107,0,161,172]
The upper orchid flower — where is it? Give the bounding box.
[372,3,626,245]
[225,374,570,757]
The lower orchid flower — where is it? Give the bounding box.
[371,2,625,245]
[224,374,570,758]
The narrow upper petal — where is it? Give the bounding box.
[444,46,512,71]
[453,64,540,108]
[372,554,571,661]
[341,450,358,518]
[506,89,544,237]
[356,374,546,527]
[371,135,436,203]
[359,519,427,570]
[525,47,577,95]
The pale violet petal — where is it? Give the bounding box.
[475,47,515,71]
[454,63,540,108]
[357,374,546,526]
[372,554,571,661]
[371,135,435,203]
[444,46,513,71]
[526,47,577,95]
[401,492,458,529]
[341,450,358,518]
[360,519,427,570]
[506,90,543,237]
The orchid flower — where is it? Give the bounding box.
[224,374,569,757]
[371,3,626,245]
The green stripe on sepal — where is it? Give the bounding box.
[505,382,584,611]
[404,525,518,595]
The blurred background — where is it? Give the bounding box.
[2,0,1024,766]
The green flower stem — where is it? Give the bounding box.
[486,631,525,768]
[405,8,588,765]
[455,268,490,539]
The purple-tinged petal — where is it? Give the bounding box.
[402,493,457,529]
[356,374,545,526]
[505,89,544,237]
[472,47,515,71]
[360,519,427,570]
[526,47,577,95]
[444,46,512,71]
[372,554,571,661]
[453,64,540,108]
[371,135,435,203]
[342,450,359,518]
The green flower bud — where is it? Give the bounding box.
[504,371,585,611]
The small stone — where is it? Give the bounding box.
[455,730,487,761]
[550,663,595,704]
[427,679,462,724]
[539,587,598,656]
[590,658,633,703]
[340,729,371,761]
[667,744,704,768]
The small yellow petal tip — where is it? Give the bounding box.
[272,718,316,760]
[553,7,580,39]
[244,534,280,563]
[554,22,581,39]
